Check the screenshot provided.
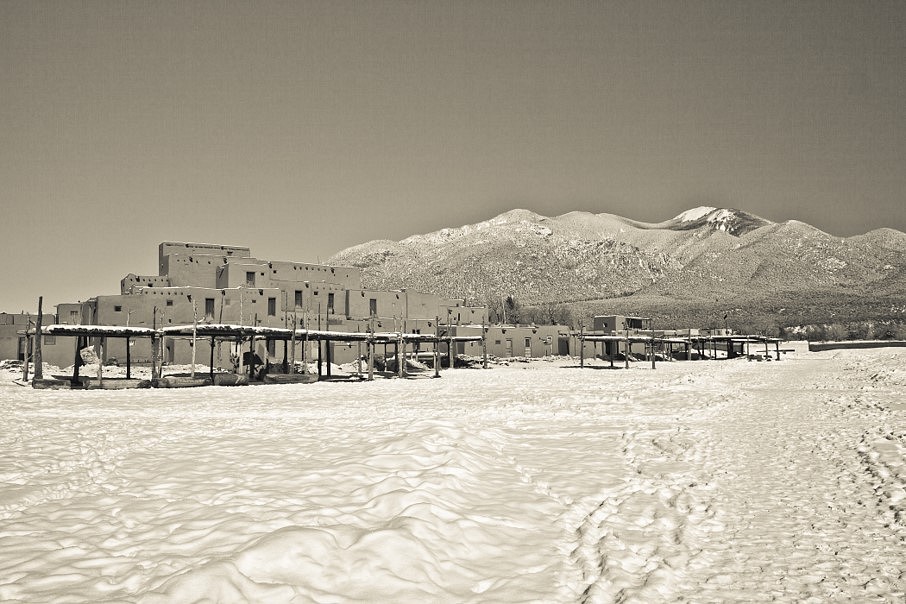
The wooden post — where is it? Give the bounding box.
[72,335,84,385]
[152,307,160,380]
[651,321,656,369]
[290,307,297,374]
[34,297,43,380]
[249,336,256,379]
[579,325,585,368]
[482,318,488,369]
[126,336,132,379]
[368,335,375,381]
[22,319,32,382]
[324,313,331,378]
[317,338,323,380]
[97,341,103,387]
[356,326,362,377]
[190,296,198,378]
[397,334,404,378]
[610,340,614,368]
[301,329,308,375]
[775,341,781,361]
[434,318,440,378]
[283,292,289,373]
[209,336,215,382]
[625,328,630,369]
[448,334,454,370]
[217,290,225,367]
[237,336,245,375]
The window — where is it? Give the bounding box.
[44,335,56,345]
[166,299,174,307]
[69,310,79,323]
[294,290,302,307]
[114,305,122,312]
[205,298,215,320]
[267,297,276,316]
[327,293,334,314]
[246,271,255,286]
[369,298,377,317]
[266,339,276,356]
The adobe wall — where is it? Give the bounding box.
[439,301,488,326]
[216,260,270,289]
[162,254,221,288]
[158,242,250,275]
[121,274,170,294]
[303,283,347,320]
[404,291,440,321]
[268,261,362,290]
[56,302,92,325]
[480,324,569,358]
[0,313,56,361]
[96,288,288,328]
[593,315,622,332]
[345,289,407,321]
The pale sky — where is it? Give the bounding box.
[2,1,904,313]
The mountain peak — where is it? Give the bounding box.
[667,207,771,236]
[675,206,719,222]
[491,208,546,223]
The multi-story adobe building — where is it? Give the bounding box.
[32,242,489,368]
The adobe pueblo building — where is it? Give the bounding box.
[29,241,496,370]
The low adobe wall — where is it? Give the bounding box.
[808,340,906,352]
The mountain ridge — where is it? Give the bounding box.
[328,207,906,329]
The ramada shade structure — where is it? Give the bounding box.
[36,323,486,385]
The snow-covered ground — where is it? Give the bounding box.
[1,344,904,602]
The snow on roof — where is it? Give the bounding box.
[41,324,157,337]
[161,324,293,337]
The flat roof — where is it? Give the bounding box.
[41,324,157,337]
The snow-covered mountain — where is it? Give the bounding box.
[329,207,906,327]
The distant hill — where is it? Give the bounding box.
[329,207,906,331]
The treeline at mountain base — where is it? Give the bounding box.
[501,293,906,342]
